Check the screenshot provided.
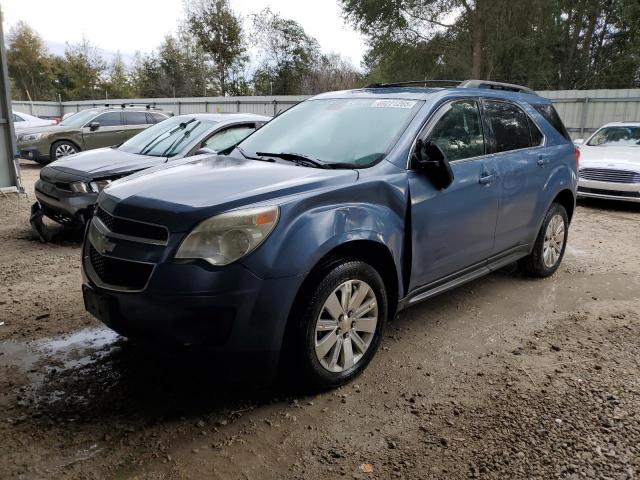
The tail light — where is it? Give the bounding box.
[574,147,580,167]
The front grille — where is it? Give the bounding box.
[96,207,168,243]
[89,245,154,291]
[578,187,640,198]
[579,168,640,184]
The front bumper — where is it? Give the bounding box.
[577,178,640,203]
[81,234,303,355]
[34,179,97,226]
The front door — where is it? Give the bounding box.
[82,111,126,150]
[408,99,499,291]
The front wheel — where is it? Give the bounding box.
[291,258,388,389]
[50,140,79,160]
[521,203,569,277]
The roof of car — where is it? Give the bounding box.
[313,85,550,104]
[600,122,640,127]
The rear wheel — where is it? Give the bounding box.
[290,258,387,389]
[521,203,568,278]
[50,140,78,160]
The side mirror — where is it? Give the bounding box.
[89,121,100,131]
[573,139,584,146]
[412,139,454,189]
[193,147,217,156]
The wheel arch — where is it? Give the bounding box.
[552,188,575,223]
[49,139,82,158]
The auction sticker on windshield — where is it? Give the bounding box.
[371,99,417,109]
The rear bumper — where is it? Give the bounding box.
[577,178,640,203]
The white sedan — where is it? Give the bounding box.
[575,122,640,203]
[13,111,57,130]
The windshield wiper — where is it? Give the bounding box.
[236,146,275,162]
[256,152,331,169]
[140,118,197,156]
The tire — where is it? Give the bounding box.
[50,140,79,160]
[521,203,569,278]
[288,258,388,389]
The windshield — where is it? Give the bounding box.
[587,126,640,146]
[118,117,218,157]
[59,110,99,128]
[238,98,423,167]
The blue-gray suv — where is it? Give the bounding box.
[81,80,578,388]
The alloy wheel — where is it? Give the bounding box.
[55,144,76,158]
[542,213,565,268]
[314,279,378,373]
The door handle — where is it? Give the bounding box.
[479,173,494,185]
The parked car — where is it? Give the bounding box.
[13,110,57,130]
[574,122,640,203]
[17,105,169,164]
[81,80,578,388]
[30,113,269,240]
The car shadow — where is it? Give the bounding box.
[577,197,640,213]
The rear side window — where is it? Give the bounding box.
[93,111,123,127]
[427,100,485,161]
[125,111,148,125]
[13,114,24,122]
[533,104,571,141]
[484,101,532,153]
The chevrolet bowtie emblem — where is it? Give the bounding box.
[90,222,116,255]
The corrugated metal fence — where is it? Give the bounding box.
[13,89,640,140]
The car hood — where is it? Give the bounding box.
[47,147,165,180]
[17,124,78,136]
[99,155,359,232]
[579,145,640,170]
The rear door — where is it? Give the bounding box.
[124,111,152,139]
[483,100,547,254]
[408,99,499,290]
[82,111,126,149]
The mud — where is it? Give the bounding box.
[1,160,639,479]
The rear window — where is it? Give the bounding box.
[533,104,571,141]
[125,111,148,125]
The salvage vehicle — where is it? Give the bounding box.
[82,80,578,388]
[31,113,268,241]
[574,122,640,203]
[17,104,169,164]
[13,110,57,130]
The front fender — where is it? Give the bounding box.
[246,202,404,274]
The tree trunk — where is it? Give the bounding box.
[470,1,484,78]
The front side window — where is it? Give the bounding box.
[239,98,423,168]
[484,101,533,153]
[92,112,123,127]
[118,116,218,157]
[587,126,640,147]
[202,125,256,152]
[426,100,485,161]
[125,111,148,125]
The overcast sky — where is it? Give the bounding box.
[1,0,368,67]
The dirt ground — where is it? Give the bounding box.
[1,160,639,480]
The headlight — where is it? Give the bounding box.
[70,181,89,193]
[175,206,279,265]
[89,179,112,193]
[19,132,43,142]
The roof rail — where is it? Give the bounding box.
[365,80,463,89]
[458,80,537,96]
[102,102,158,110]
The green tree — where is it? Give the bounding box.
[61,38,107,99]
[105,52,135,99]
[251,8,321,95]
[6,21,56,100]
[184,0,246,95]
